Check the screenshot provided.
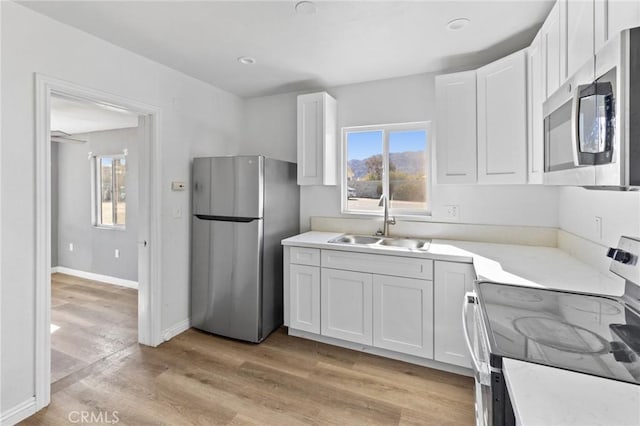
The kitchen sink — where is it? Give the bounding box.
[378,238,429,249]
[331,235,382,245]
[328,234,430,251]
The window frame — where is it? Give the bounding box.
[340,121,432,218]
[91,153,127,230]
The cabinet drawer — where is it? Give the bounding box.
[321,250,433,280]
[290,247,321,266]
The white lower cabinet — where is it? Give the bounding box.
[289,264,321,334]
[285,245,472,371]
[321,268,373,345]
[372,275,433,358]
[434,261,476,368]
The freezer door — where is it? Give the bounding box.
[191,216,263,342]
[192,156,264,218]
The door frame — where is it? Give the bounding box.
[34,74,163,410]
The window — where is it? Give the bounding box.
[342,122,430,216]
[92,155,127,228]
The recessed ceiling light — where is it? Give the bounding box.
[237,56,256,65]
[295,1,317,15]
[446,18,471,31]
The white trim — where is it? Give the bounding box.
[162,318,191,342]
[288,328,472,377]
[1,397,37,426]
[0,0,3,413]
[52,267,139,290]
[341,121,432,218]
[35,74,164,412]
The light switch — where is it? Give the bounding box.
[115,249,120,258]
[173,207,182,219]
[69,243,74,252]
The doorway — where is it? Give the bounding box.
[34,75,163,410]
[50,94,141,383]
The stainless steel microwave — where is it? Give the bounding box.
[543,27,640,188]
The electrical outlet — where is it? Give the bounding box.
[114,249,120,259]
[445,205,460,220]
[69,243,74,252]
[595,216,603,241]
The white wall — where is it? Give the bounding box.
[1,1,244,412]
[243,73,559,231]
[558,187,640,248]
[53,127,140,281]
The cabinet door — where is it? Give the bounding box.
[289,264,321,333]
[321,269,373,344]
[435,71,477,184]
[434,261,475,368]
[477,49,528,184]
[565,0,595,78]
[528,31,545,184]
[373,275,433,358]
[542,1,562,98]
[297,92,337,186]
[595,0,640,52]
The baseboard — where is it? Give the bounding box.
[162,318,190,342]
[288,328,473,378]
[52,266,138,290]
[1,397,36,426]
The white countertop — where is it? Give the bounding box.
[282,231,634,425]
[282,231,625,295]
[504,358,640,426]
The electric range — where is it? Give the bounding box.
[465,236,640,426]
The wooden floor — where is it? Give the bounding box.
[50,273,138,383]
[24,275,474,425]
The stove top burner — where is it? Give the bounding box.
[477,281,640,384]
[513,316,610,354]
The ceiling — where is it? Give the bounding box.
[51,95,140,135]
[22,1,554,98]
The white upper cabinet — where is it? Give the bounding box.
[528,31,545,184]
[296,92,337,186]
[477,49,528,184]
[563,0,595,79]
[595,0,640,52]
[435,71,478,184]
[542,1,563,98]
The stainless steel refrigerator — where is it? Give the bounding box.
[191,155,299,342]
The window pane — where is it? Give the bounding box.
[100,158,114,225]
[114,158,126,225]
[388,130,427,212]
[346,131,383,212]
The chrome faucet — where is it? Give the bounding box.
[375,194,396,237]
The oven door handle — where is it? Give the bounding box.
[462,291,483,376]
